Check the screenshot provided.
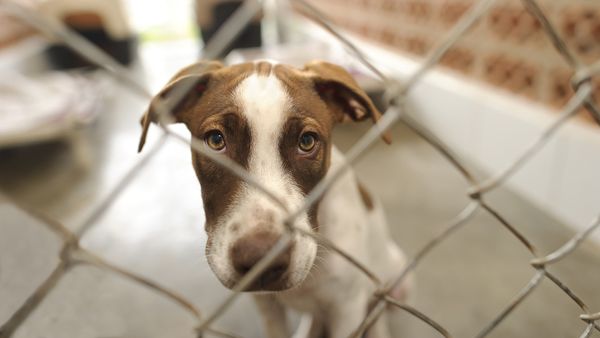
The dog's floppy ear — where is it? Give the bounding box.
[303,61,391,144]
[138,60,223,152]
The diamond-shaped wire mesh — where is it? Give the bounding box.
[0,0,599,337]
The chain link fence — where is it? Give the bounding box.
[1,0,599,337]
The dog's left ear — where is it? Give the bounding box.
[304,61,391,144]
[138,60,223,152]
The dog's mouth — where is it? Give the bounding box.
[243,268,292,292]
[220,264,297,292]
[208,257,313,293]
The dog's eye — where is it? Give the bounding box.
[205,130,226,151]
[298,132,317,154]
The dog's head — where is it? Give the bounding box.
[140,60,385,292]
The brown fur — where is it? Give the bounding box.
[357,181,374,211]
[255,61,273,77]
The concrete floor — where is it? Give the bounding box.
[1,56,600,338]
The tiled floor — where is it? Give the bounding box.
[1,46,600,338]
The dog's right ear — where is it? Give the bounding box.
[303,61,391,144]
[138,61,223,152]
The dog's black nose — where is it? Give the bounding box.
[230,231,291,288]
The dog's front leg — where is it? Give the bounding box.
[253,294,288,338]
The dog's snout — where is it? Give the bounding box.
[230,231,291,289]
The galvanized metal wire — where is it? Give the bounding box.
[1,0,599,337]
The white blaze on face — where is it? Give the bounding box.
[207,68,317,288]
[238,72,291,196]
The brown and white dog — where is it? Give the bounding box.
[139,60,410,338]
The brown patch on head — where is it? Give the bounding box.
[187,63,259,231]
[272,61,386,229]
[255,61,273,77]
[274,64,335,230]
[356,181,374,211]
[142,61,262,232]
[138,61,224,151]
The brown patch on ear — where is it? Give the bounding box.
[138,60,224,152]
[304,61,391,144]
[356,181,374,211]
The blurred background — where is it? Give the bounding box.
[1,0,599,337]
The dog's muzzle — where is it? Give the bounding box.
[230,230,293,291]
